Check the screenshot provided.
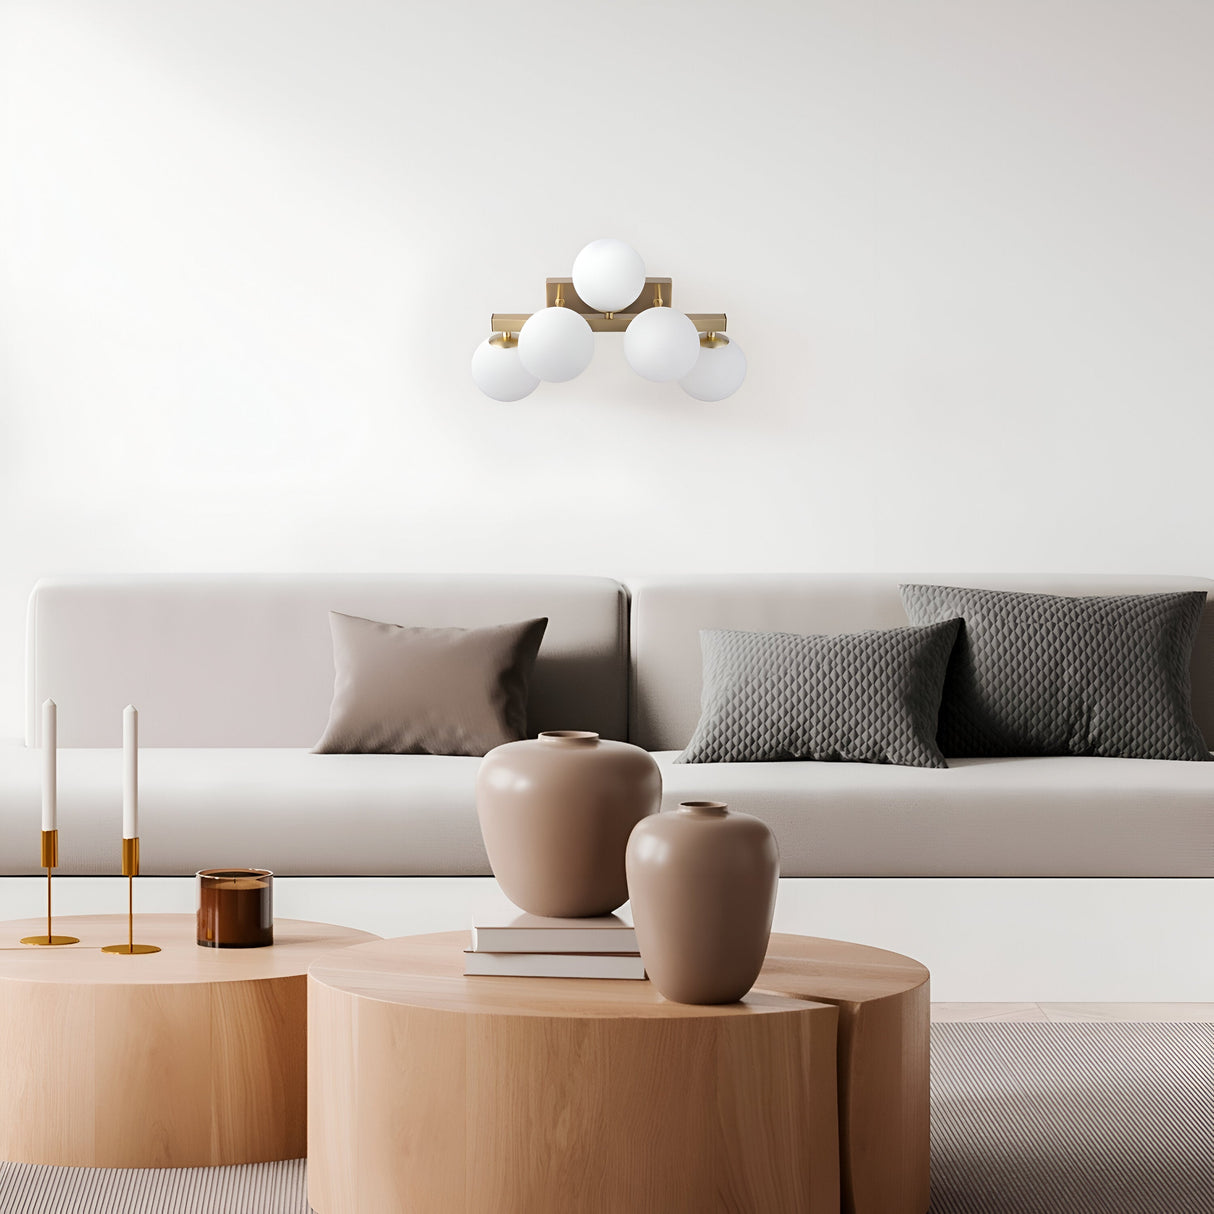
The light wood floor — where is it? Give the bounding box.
[932,1003,1214,1022]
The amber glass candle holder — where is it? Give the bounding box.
[197,868,274,948]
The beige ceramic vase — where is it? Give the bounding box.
[476,730,662,918]
[626,801,779,1004]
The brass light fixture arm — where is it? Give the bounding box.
[490,277,725,335]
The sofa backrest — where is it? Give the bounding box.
[628,574,1214,752]
[26,575,629,747]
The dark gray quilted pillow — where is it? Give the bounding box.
[677,620,961,769]
[899,585,1211,761]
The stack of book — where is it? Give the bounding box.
[463,903,645,979]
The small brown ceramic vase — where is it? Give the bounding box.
[476,731,662,917]
[626,801,779,1004]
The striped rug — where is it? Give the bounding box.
[0,1158,309,1213]
[1,1022,1210,1213]
[930,1021,1214,1213]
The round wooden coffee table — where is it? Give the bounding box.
[307,931,929,1214]
[758,934,931,1214]
[0,914,377,1168]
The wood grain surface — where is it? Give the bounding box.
[0,915,377,1167]
[308,931,842,1214]
[756,934,932,1214]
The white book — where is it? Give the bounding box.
[463,950,646,980]
[471,908,637,955]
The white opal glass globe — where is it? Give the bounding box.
[623,308,700,382]
[571,238,646,313]
[679,336,748,401]
[517,307,595,382]
[471,337,539,402]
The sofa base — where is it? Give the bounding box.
[0,875,1207,1002]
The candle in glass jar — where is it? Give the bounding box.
[196,868,274,948]
[41,699,56,833]
[123,705,138,838]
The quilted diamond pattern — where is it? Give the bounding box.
[677,620,960,769]
[899,585,1211,761]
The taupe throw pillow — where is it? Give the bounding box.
[312,612,548,756]
[899,584,1211,761]
[677,620,961,768]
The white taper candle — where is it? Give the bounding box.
[123,705,138,839]
[41,699,57,833]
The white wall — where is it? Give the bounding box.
[2,0,1212,739]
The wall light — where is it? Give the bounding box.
[472,239,746,402]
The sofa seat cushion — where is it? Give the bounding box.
[654,751,1214,878]
[0,742,489,877]
[3,742,1211,880]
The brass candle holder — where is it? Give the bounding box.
[20,829,80,946]
[101,838,161,956]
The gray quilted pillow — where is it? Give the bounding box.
[899,585,1211,761]
[677,620,961,769]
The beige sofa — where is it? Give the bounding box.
[3,573,1212,878]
